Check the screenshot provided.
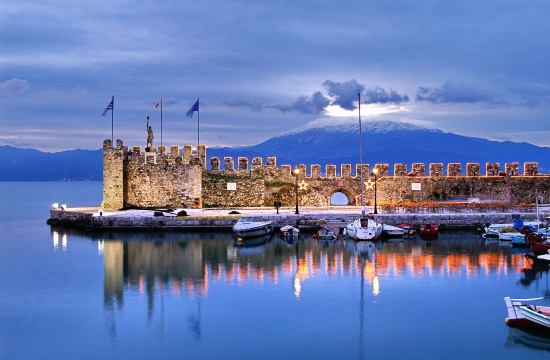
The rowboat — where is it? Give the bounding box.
[420,223,439,236]
[315,226,339,240]
[280,225,299,237]
[382,224,407,237]
[504,297,550,331]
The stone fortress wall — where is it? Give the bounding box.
[101,139,550,210]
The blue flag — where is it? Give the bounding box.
[186,99,199,118]
[102,98,114,116]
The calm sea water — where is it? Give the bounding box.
[1,182,549,360]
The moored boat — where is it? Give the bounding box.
[525,232,550,255]
[382,224,407,237]
[420,223,439,236]
[315,226,339,240]
[504,297,550,332]
[232,216,274,238]
[396,223,416,235]
[345,216,382,241]
[280,225,299,237]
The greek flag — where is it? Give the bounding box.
[186,99,199,118]
[102,98,114,116]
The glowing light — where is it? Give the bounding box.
[293,275,302,299]
[372,276,380,296]
[52,231,59,250]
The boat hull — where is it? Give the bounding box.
[505,297,550,332]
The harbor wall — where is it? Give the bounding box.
[49,209,540,231]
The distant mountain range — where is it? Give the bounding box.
[1,120,549,181]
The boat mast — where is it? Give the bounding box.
[358,91,365,216]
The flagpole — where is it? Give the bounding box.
[197,97,200,148]
[160,98,163,149]
[111,96,114,146]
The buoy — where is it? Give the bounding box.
[237,237,243,243]
[313,234,318,239]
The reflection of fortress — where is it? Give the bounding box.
[102,139,550,210]
[100,234,530,307]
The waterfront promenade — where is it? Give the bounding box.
[48,203,550,232]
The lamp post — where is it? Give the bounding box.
[372,168,379,214]
[293,169,300,214]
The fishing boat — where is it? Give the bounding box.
[280,225,299,237]
[504,297,550,332]
[315,226,339,240]
[397,223,416,235]
[484,219,541,237]
[232,216,274,238]
[420,223,439,236]
[345,216,382,241]
[499,227,521,241]
[526,232,550,255]
[382,224,407,237]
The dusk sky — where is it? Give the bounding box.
[1,0,549,152]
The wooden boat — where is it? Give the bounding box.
[314,226,339,240]
[280,225,299,237]
[396,223,416,235]
[420,223,439,236]
[382,224,407,237]
[232,216,274,238]
[504,297,550,332]
[525,232,550,255]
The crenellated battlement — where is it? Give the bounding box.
[209,156,540,177]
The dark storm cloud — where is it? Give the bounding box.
[267,80,410,114]
[416,80,504,105]
[363,86,410,105]
[323,79,365,110]
[268,91,330,114]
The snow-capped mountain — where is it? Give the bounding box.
[210,119,550,174]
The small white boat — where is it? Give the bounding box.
[505,296,550,332]
[232,216,274,238]
[315,226,339,240]
[280,225,299,237]
[345,216,382,241]
[499,228,520,241]
[382,224,407,237]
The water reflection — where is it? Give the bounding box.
[50,228,540,299]
[505,327,550,351]
[49,227,547,350]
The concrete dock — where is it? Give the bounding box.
[47,205,546,232]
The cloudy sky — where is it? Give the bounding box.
[1,0,549,151]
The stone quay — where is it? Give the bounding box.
[47,205,549,232]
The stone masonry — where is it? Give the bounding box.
[102,139,550,210]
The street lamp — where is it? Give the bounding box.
[372,168,379,214]
[293,169,300,214]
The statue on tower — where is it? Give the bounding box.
[146,116,154,147]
